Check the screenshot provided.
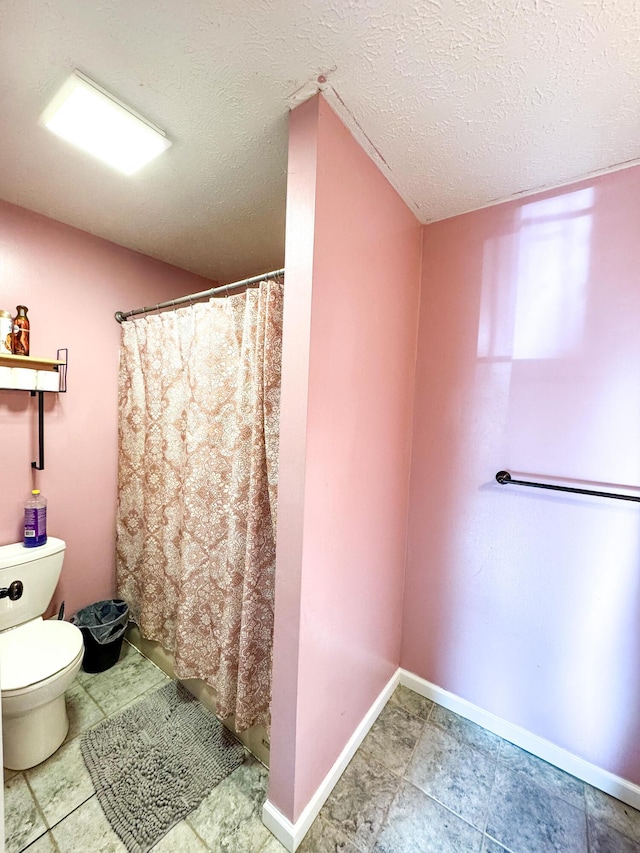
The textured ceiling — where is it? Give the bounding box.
[1,1,639,282]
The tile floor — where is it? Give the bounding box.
[6,643,640,852]
[5,642,281,853]
[303,686,640,853]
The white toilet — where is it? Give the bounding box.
[0,537,83,770]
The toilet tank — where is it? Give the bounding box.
[0,538,66,632]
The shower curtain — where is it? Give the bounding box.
[116,278,283,731]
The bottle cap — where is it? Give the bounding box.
[32,489,40,495]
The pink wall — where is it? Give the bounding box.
[0,200,214,617]
[269,95,422,821]
[403,168,640,784]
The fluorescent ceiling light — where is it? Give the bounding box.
[40,71,171,175]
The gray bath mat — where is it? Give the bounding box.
[80,680,245,853]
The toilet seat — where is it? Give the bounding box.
[0,617,83,693]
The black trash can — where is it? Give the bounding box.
[71,599,129,673]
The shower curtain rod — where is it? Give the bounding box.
[114,267,285,323]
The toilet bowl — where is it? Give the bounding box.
[0,538,84,770]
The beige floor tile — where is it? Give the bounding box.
[187,757,271,852]
[18,831,57,852]
[430,705,504,759]
[388,685,433,721]
[4,773,47,853]
[585,785,640,844]
[81,643,167,716]
[26,738,94,827]
[360,704,425,776]
[259,834,289,853]
[150,821,208,851]
[373,780,482,853]
[486,765,587,853]
[65,680,106,742]
[320,750,399,850]
[498,741,584,809]
[51,796,126,853]
[298,816,361,853]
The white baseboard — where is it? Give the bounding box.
[264,667,640,851]
[399,668,640,812]
[262,800,297,851]
[262,669,400,852]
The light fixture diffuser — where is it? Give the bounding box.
[40,71,171,175]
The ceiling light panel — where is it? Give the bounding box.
[40,71,171,175]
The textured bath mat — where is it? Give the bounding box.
[80,680,245,853]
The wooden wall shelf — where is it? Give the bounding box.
[0,353,65,372]
[0,349,68,470]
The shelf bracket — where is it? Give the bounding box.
[31,390,44,471]
[56,348,68,392]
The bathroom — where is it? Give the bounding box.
[3,3,640,853]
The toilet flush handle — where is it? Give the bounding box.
[0,581,24,601]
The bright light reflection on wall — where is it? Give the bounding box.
[478,187,594,361]
[574,512,639,748]
[514,189,593,359]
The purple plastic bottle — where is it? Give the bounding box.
[24,489,47,547]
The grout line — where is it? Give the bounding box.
[582,782,640,848]
[25,831,58,853]
[425,696,435,723]
[21,830,60,853]
[80,681,120,717]
[390,695,434,726]
[182,816,210,850]
[494,757,587,813]
[422,710,500,765]
[584,776,590,813]
[22,771,50,836]
[46,791,96,834]
[80,665,168,718]
[428,703,503,755]
[366,696,427,852]
[367,779,401,852]
[401,696,500,839]
[330,740,402,846]
[483,831,516,853]
[589,812,640,848]
[401,713,428,776]
[401,687,605,848]
[481,750,499,839]
[412,691,594,844]
[402,777,487,836]
[584,808,593,853]
[63,685,107,745]
[10,771,48,853]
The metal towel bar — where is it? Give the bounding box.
[495,471,640,503]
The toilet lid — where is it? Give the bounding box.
[0,618,83,692]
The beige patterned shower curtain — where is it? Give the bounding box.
[116,278,283,731]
